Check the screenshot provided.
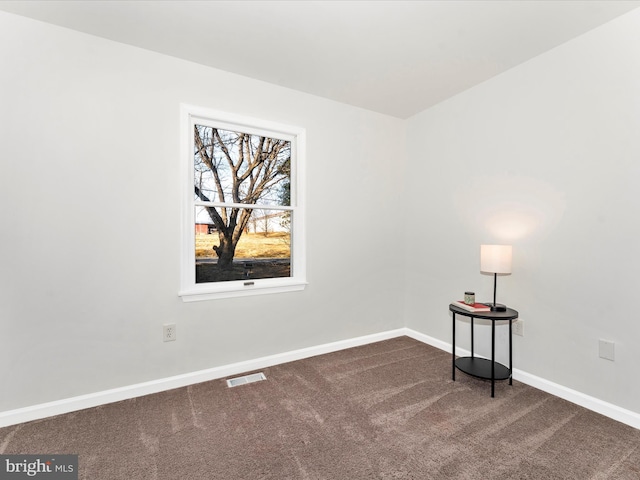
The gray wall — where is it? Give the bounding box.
[0,11,406,411]
[404,9,640,413]
[2,7,640,418]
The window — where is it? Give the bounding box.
[179,105,306,301]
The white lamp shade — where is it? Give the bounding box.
[480,244,512,274]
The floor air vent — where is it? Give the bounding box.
[226,372,266,388]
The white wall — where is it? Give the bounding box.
[0,12,406,411]
[3,6,639,420]
[405,9,640,414]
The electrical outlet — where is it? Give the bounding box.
[599,339,614,361]
[512,319,524,336]
[163,324,176,342]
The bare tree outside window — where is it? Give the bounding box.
[193,125,291,282]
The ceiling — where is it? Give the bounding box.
[1,0,639,118]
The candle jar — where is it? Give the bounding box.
[464,291,475,305]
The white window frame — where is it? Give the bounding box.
[179,104,307,301]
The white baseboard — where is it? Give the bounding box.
[511,369,640,430]
[0,329,405,428]
[404,328,640,430]
[2,327,638,431]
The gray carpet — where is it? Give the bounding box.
[1,337,639,479]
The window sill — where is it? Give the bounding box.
[179,278,307,302]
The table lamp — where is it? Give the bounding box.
[480,244,512,312]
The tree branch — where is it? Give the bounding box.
[194,185,226,231]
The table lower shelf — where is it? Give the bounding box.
[455,357,511,381]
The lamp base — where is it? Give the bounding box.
[484,303,507,312]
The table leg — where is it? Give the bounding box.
[471,317,474,358]
[491,319,495,398]
[452,312,456,381]
[509,319,513,385]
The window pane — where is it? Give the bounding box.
[195,207,291,283]
[194,125,291,206]
[182,105,305,300]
